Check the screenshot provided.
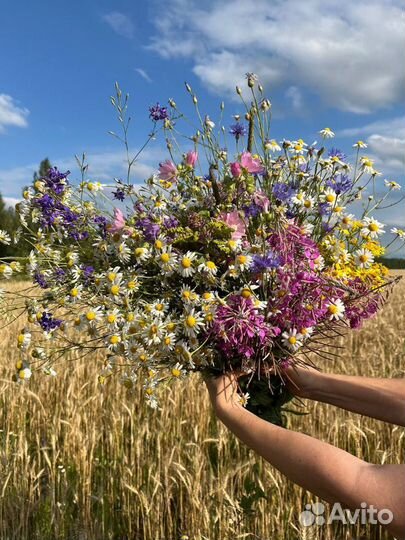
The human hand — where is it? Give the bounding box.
[282,364,322,399]
[204,371,242,413]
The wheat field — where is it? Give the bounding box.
[0,275,404,540]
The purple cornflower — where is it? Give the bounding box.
[229,123,247,140]
[272,182,296,202]
[136,217,160,241]
[251,251,283,272]
[163,216,180,229]
[328,148,347,161]
[34,271,48,289]
[42,167,70,194]
[39,312,62,332]
[243,203,261,218]
[326,174,353,195]
[112,188,126,201]
[318,202,331,216]
[94,216,107,238]
[149,103,168,121]
[82,265,94,278]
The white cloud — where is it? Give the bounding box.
[148,0,405,112]
[0,94,29,133]
[102,12,134,39]
[338,116,405,139]
[135,68,152,83]
[285,86,303,111]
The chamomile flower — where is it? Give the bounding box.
[178,251,197,277]
[236,392,250,407]
[298,327,313,340]
[68,284,83,302]
[320,187,338,205]
[360,157,376,175]
[144,320,164,345]
[326,298,345,320]
[281,329,303,351]
[117,242,131,263]
[301,195,316,211]
[313,255,325,271]
[361,217,385,238]
[391,227,405,239]
[161,332,177,351]
[17,329,31,351]
[353,140,367,148]
[384,179,401,190]
[341,213,355,229]
[157,246,177,271]
[105,308,121,327]
[134,246,151,263]
[0,264,13,279]
[84,306,103,324]
[0,230,11,245]
[235,253,253,271]
[319,127,335,139]
[151,300,168,317]
[18,367,32,380]
[264,139,281,152]
[180,285,200,304]
[171,362,186,379]
[198,259,218,276]
[354,248,374,269]
[183,309,205,338]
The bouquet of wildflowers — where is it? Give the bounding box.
[1,75,403,424]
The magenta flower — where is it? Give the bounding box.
[230,162,242,178]
[185,150,198,168]
[209,295,277,360]
[108,208,125,234]
[219,210,246,240]
[159,160,177,182]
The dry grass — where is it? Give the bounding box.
[0,275,404,540]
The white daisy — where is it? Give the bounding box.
[319,127,335,139]
[0,230,11,245]
[183,309,205,338]
[320,187,338,205]
[354,248,374,269]
[391,227,405,239]
[198,259,218,276]
[235,253,253,271]
[281,329,303,351]
[326,298,345,320]
[361,217,385,238]
[178,251,197,277]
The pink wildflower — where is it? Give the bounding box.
[159,160,177,182]
[219,210,246,240]
[108,208,125,234]
[185,150,198,167]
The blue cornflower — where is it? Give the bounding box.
[251,251,283,272]
[328,148,347,161]
[42,167,70,194]
[326,174,353,195]
[112,188,126,201]
[229,122,247,140]
[149,103,168,121]
[272,182,296,202]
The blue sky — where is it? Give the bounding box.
[0,0,404,247]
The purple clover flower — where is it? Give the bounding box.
[34,271,48,289]
[42,167,70,194]
[136,217,160,241]
[229,123,247,140]
[149,103,168,121]
[39,312,62,332]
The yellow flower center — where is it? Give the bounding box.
[107,272,116,282]
[241,288,251,298]
[237,255,247,265]
[304,200,312,208]
[110,285,120,295]
[186,315,197,328]
[156,303,164,311]
[109,335,120,345]
[326,194,335,203]
[328,305,338,315]
[206,261,216,270]
[160,253,170,263]
[172,368,181,377]
[288,336,297,345]
[86,311,96,321]
[135,247,145,257]
[70,288,79,297]
[167,322,176,332]
[107,314,116,324]
[126,313,135,322]
[127,280,137,290]
[182,257,192,268]
[155,239,163,249]
[368,223,378,232]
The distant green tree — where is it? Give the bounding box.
[0,192,19,257]
[33,157,52,181]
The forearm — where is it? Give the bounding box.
[216,401,373,508]
[303,370,405,426]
